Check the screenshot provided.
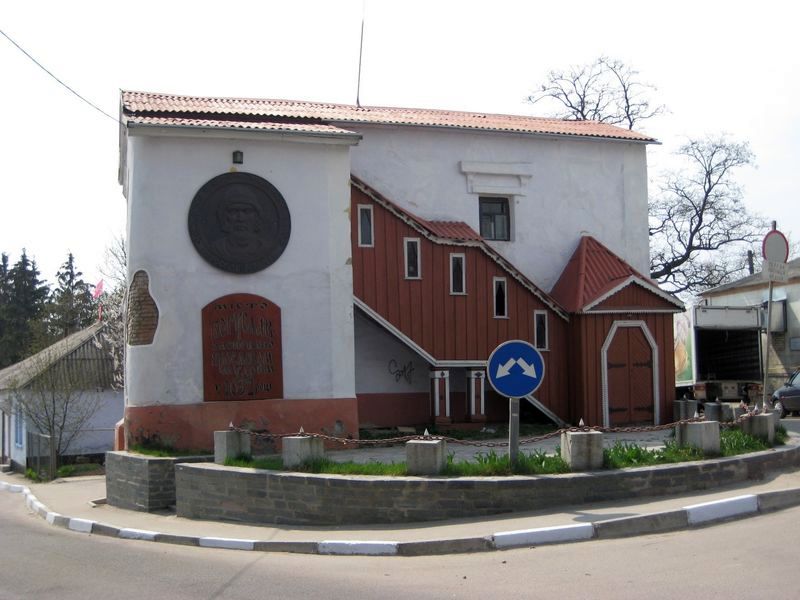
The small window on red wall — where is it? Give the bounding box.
[493,277,507,317]
[358,205,374,247]
[450,253,465,294]
[404,238,421,279]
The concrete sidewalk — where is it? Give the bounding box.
[3,463,800,556]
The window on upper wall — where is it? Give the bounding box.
[450,253,465,295]
[493,277,507,318]
[404,238,421,279]
[479,197,511,241]
[534,310,548,350]
[357,204,374,247]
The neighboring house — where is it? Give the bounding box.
[118,91,681,450]
[0,323,123,472]
[700,257,800,394]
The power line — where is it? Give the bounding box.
[0,27,120,124]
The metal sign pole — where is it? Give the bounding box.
[509,397,520,465]
[762,279,774,411]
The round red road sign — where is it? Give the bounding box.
[762,229,789,263]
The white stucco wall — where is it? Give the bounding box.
[66,390,124,455]
[124,132,356,407]
[354,311,430,394]
[2,389,123,467]
[349,125,650,291]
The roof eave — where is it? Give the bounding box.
[125,121,362,145]
[332,119,657,144]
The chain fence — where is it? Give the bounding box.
[229,407,764,449]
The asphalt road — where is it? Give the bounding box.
[2,491,800,599]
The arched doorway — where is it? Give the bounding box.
[603,322,658,426]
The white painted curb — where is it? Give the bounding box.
[318,540,400,556]
[199,537,256,551]
[46,511,62,525]
[493,523,595,548]
[684,494,759,525]
[68,518,95,533]
[119,528,159,541]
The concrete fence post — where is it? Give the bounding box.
[676,421,721,455]
[560,431,604,471]
[406,439,447,475]
[741,414,775,444]
[673,399,686,422]
[282,436,325,469]
[703,402,722,423]
[682,399,700,420]
[214,430,251,464]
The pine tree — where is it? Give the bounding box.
[0,253,11,359]
[0,250,50,367]
[47,252,96,340]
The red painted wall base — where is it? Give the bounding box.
[124,397,360,452]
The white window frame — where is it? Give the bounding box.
[493,277,508,318]
[534,309,549,351]
[357,204,374,248]
[404,237,421,279]
[450,253,466,295]
[479,196,512,241]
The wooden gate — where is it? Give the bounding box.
[607,326,654,425]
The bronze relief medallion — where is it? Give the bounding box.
[188,172,291,274]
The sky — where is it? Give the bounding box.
[1,0,798,287]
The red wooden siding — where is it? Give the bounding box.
[351,186,569,417]
[570,313,675,426]
[593,284,679,311]
[357,393,430,427]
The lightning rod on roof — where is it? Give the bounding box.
[356,1,366,108]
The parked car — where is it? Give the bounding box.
[772,368,800,418]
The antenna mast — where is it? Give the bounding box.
[356,2,365,107]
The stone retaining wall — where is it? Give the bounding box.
[106,451,212,512]
[174,442,800,525]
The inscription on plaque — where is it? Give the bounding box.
[202,293,283,401]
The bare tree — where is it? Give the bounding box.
[527,57,664,130]
[649,137,766,295]
[99,233,127,289]
[98,234,127,388]
[12,355,102,459]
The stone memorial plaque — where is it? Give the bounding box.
[189,172,291,274]
[202,293,283,401]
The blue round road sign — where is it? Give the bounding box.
[486,340,545,398]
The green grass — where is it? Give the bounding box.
[603,441,704,469]
[224,455,283,470]
[443,449,570,476]
[56,463,104,478]
[720,428,769,456]
[129,443,211,457]
[775,425,789,446]
[25,468,43,482]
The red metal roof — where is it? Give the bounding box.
[121,91,657,143]
[550,236,681,313]
[425,221,482,242]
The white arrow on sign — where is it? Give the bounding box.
[516,358,538,378]
[496,358,516,378]
[496,357,539,379]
